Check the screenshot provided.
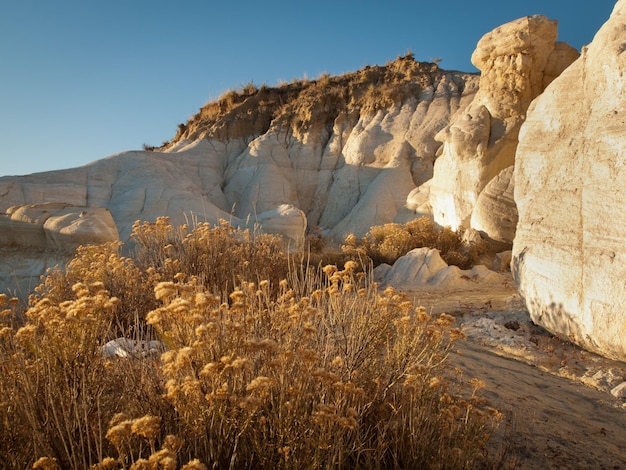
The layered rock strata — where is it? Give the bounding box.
[0,16,581,300]
[0,57,477,294]
[470,165,517,244]
[0,59,479,245]
[513,0,626,361]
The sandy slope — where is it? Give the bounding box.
[406,276,626,469]
[455,343,626,469]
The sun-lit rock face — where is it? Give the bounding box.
[0,17,581,299]
[513,0,626,361]
[429,15,578,232]
[0,57,480,295]
[373,247,506,291]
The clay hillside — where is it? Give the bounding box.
[2,3,626,368]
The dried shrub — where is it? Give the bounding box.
[131,217,292,297]
[0,284,170,469]
[143,264,499,468]
[31,218,293,334]
[342,217,488,269]
[0,221,500,468]
[32,242,160,335]
[166,55,445,150]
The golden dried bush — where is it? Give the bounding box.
[31,218,293,335]
[131,217,292,297]
[0,219,500,468]
[342,217,488,269]
[0,283,170,469]
[142,263,497,468]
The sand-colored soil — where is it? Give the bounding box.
[406,276,626,469]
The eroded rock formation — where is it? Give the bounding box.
[471,166,517,244]
[429,15,578,233]
[374,247,506,291]
[0,203,118,296]
[0,57,480,295]
[0,60,477,241]
[513,0,626,361]
[0,16,581,300]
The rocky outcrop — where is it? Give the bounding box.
[0,17,582,299]
[374,247,506,291]
[0,203,118,296]
[0,57,480,296]
[429,15,579,233]
[513,0,626,361]
[470,166,517,243]
[238,204,307,251]
[0,57,478,246]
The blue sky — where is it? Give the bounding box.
[0,0,617,177]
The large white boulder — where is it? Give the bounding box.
[239,204,307,251]
[1,202,118,250]
[470,166,517,244]
[374,247,504,291]
[513,0,626,361]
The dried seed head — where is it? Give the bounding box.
[155,282,177,301]
[322,265,338,276]
[32,457,60,470]
[180,459,208,470]
[131,415,161,441]
[105,420,133,448]
[330,356,345,369]
[344,260,358,272]
[246,376,272,392]
[162,434,184,453]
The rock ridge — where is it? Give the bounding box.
[0,17,580,306]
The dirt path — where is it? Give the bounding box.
[454,342,626,469]
[402,278,626,469]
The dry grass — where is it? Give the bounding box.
[342,217,489,269]
[32,218,292,335]
[158,54,448,149]
[0,287,170,469]
[0,219,501,469]
[130,217,292,298]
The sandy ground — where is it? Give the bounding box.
[406,276,626,469]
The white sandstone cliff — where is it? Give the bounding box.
[2,60,480,241]
[513,0,626,361]
[0,58,478,295]
[0,18,580,300]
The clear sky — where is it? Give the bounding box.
[0,0,617,177]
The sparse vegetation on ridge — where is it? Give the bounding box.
[156,54,457,149]
[0,218,501,469]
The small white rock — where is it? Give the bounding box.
[610,381,626,399]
